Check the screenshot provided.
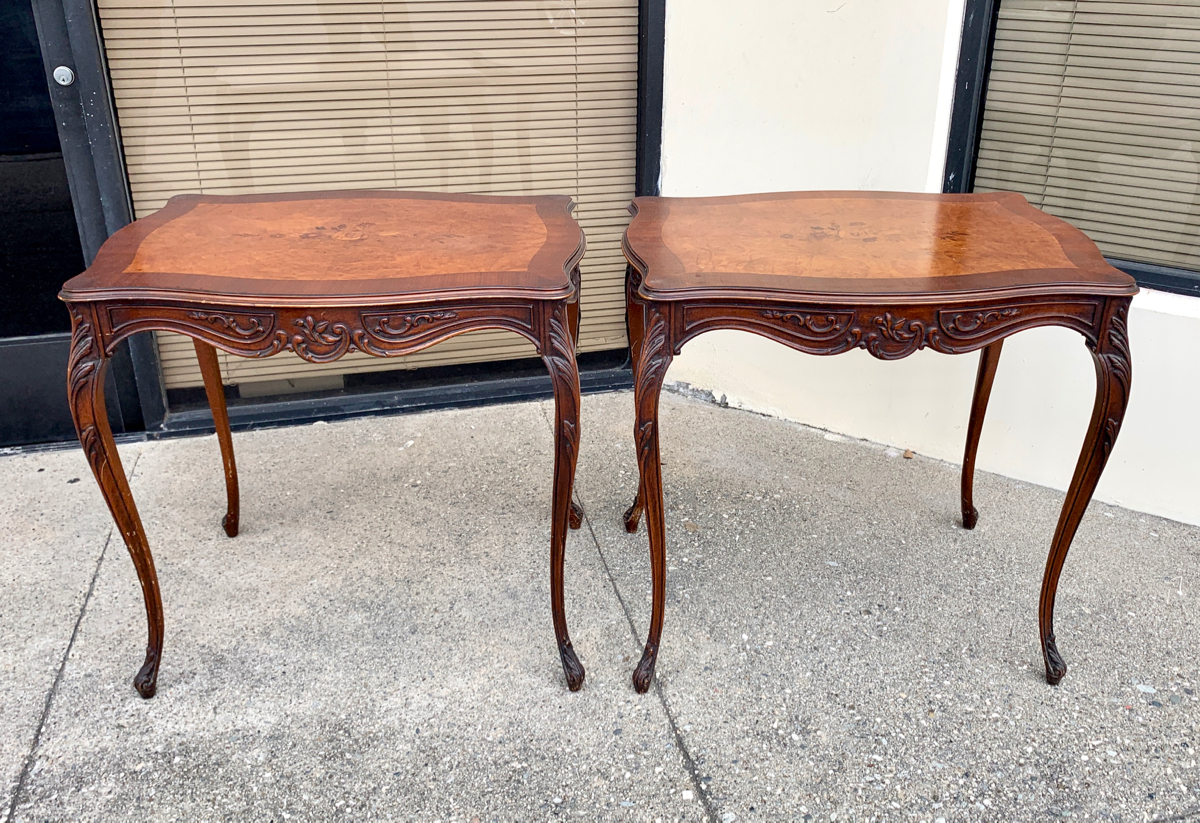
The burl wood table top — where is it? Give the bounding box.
[624,191,1136,303]
[61,190,586,307]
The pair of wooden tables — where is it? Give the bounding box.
[61,189,1135,698]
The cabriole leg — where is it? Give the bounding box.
[1040,300,1132,684]
[961,340,1004,529]
[67,305,164,698]
[543,302,585,690]
[631,306,673,693]
[194,340,240,537]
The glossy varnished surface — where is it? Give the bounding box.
[625,191,1136,301]
[62,191,585,305]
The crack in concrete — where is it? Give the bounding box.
[5,451,142,823]
[5,530,111,823]
[507,400,717,819]
[579,506,720,823]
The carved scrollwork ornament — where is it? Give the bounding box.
[371,310,458,340]
[943,307,1021,334]
[544,302,577,379]
[287,315,353,363]
[560,418,579,464]
[752,306,946,360]
[543,301,581,463]
[66,305,116,482]
[864,312,943,360]
[633,308,672,462]
[67,305,101,417]
[760,309,854,338]
[1096,302,1132,459]
[350,310,462,356]
[186,310,270,340]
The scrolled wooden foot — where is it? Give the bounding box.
[1043,634,1066,685]
[134,649,161,698]
[569,501,583,530]
[632,643,658,694]
[559,642,585,691]
[622,492,644,533]
[222,512,239,538]
[962,505,979,531]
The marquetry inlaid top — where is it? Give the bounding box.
[61,191,585,306]
[624,191,1136,302]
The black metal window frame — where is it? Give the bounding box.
[636,0,665,198]
[942,0,1200,299]
[33,0,666,436]
[31,0,165,429]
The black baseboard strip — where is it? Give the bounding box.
[155,365,632,438]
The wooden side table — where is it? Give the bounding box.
[620,191,1137,693]
[60,190,588,697]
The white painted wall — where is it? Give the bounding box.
[659,0,1200,525]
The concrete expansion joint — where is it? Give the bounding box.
[5,532,110,823]
[578,503,719,823]
[4,452,141,823]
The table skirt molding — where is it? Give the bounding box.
[64,290,585,698]
[623,286,1132,694]
[667,296,1119,359]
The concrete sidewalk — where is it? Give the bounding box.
[1,389,1198,822]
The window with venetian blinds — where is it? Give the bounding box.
[96,0,637,391]
[974,0,1200,276]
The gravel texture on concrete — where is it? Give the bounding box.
[0,441,144,817]
[1,389,1198,822]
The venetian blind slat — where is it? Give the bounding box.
[975,0,1200,274]
[98,0,637,391]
